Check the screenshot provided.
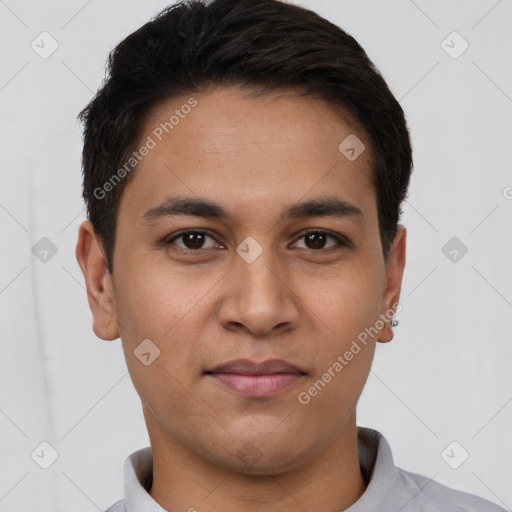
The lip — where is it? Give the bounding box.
[205,358,307,398]
[207,358,306,375]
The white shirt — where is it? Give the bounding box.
[105,426,506,512]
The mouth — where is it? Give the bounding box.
[204,358,307,398]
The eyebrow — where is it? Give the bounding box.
[142,195,365,224]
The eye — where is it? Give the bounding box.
[292,230,350,251]
[166,230,222,251]
[165,229,350,253]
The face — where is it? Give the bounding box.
[76,86,406,474]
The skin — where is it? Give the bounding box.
[76,86,406,512]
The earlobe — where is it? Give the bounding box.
[378,319,396,344]
[75,220,120,341]
[377,225,406,344]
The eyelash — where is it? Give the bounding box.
[164,229,351,254]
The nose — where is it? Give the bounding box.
[216,244,300,337]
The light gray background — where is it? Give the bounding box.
[1,0,511,511]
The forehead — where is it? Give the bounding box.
[118,86,376,225]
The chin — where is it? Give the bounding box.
[208,442,309,476]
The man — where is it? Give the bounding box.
[75,0,506,510]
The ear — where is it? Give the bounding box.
[377,224,406,343]
[75,220,120,341]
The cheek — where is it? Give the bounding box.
[295,258,382,407]
[113,264,212,402]
[295,270,381,411]
[113,258,210,340]
[301,261,383,342]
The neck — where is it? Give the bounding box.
[146,411,366,512]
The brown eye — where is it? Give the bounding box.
[305,232,328,250]
[167,230,219,250]
[293,230,349,251]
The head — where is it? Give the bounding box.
[76,0,411,475]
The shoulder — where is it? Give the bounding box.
[395,466,507,512]
[355,427,506,512]
[104,499,125,512]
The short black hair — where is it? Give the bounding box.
[78,0,413,275]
